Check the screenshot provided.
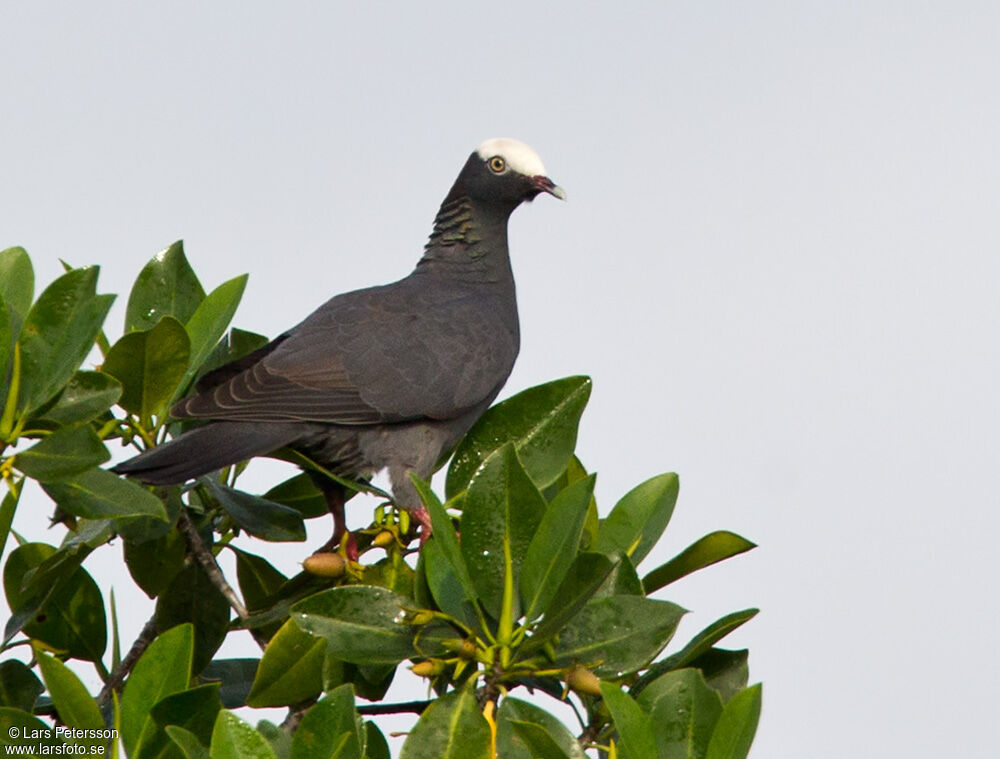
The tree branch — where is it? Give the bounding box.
[356,700,431,716]
[97,614,158,706]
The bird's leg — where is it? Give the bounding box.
[410,505,434,546]
[316,485,358,561]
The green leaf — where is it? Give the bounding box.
[32,370,122,425]
[156,565,232,675]
[209,711,278,759]
[0,661,43,711]
[691,649,750,703]
[42,467,167,520]
[522,552,616,654]
[643,532,757,593]
[183,275,249,388]
[33,648,104,733]
[418,536,473,625]
[410,475,479,612]
[201,659,259,709]
[599,683,658,759]
[263,474,328,519]
[0,483,20,561]
[19,267,114,414]
[460,445,546,619]
[593,553,644,599]
[632,609,759,695]
[291,586,415,666]
[636,668,724,759]
[139,684,223,759]
[14,426,109,481]
[361,722,390,759]
[521,474,595,621]
[167,726,212,759]
[553,596,685,678]
[103,316,190,421]
[508,722,571,759]
[203,480,306,542]
[125,528,187,599]
[196,328,270,381]
[247,619,325,708]
[446,376,592,497]
[595,473,679,565]
[126,241,206,332]
[399,685,491,759]
[291,684,361,759]
[0,246,35,327]
[704,684,761,759]
[497,698,585,759]
[2,542,107,661]
[234,549,288,612]
[0,298,10,400]
[0,707,65,754]
[255,721,291,759]
[121,624,194,755]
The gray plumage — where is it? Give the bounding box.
[113,138,564,547]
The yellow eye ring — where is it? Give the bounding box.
[489,156,506,173]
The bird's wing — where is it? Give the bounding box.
[171,281,518,424]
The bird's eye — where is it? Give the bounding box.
[489,156,506,173]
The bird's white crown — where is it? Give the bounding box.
[476,138,548,177]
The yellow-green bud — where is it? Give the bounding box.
[302,552,347,578]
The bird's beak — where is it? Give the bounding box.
[531,175,567,201]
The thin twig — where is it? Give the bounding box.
[176,509,266,649]
[97,615,158,706]
[356,700,432,716]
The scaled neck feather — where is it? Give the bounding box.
[418,195,513,283]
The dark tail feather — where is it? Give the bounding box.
[112,421,303,485]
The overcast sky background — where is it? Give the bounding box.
[3,2,999,756]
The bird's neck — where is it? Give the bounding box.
[417,196,514,283]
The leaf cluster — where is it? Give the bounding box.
[0,243,762,758]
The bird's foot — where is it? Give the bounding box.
[412,505,433,546]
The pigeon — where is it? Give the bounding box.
[113,138,564,556]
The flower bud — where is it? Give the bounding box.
[302,552,347,578]
[566,665,602,696]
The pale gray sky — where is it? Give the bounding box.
[3,2,999,756]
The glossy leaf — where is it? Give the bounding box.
[0,707,65,753]
[599,683,658,759]
[32,370,122,425]
[209,711,278,759]
[292,586,415,666]
[196,327,270,381]
[139,684,223,759]
[102,316,190,421]
[592,554,644,600]
[704,684,761,759]
[0,246,34,326]
[263,474,328,519]
[446,376,591,497]
[643,532,757,593]
[234,549,288,612]
[636,668,724,759]
[595,473,679,565]
[521,474,595,621]
[508,722,571,759]
[121,624,194,755]
[19,266,114,413]
[0,298,10,396]
[14,426,109,481]
[419,536,473,625]
[255,722,291,759]
[167,726,212,759]
[0,660,43,711]
[156,565,231,674]
[201,659,259,710]
[2,542,106,661]
[497,698,585,759]
[460,445,546,618]
[410,475,479,610]
[633,609,759,694]
[247,619,325,708]
[522,552,616,654]
[42,467,167,520]
[362,722,390,759]
[183,274,249,388]
[692,649,750,703]
[33,648,104,732]
[399,685,491,759]
[203,480,305,542]
[125,241,206,332]
[125,528,186,599]
[291,684,361,759]
[0,484,20,560]
[554,596,685,678]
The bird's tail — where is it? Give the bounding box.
[111,421,304,485]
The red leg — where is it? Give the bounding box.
[412,505,433,546]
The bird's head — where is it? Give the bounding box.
[449,138,566,212]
